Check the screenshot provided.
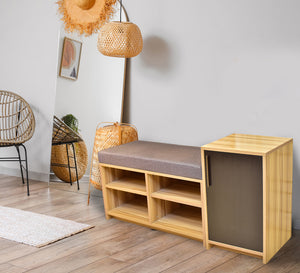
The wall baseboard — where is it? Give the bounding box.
[294,219,300,230]
[49,173,89,183]
[0,166,49,182]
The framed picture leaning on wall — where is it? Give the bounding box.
[59,37,82,80]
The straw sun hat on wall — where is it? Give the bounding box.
[57,0,117,36]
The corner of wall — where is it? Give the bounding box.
[0,166,49,183]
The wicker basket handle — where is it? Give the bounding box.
[96,121,138,135]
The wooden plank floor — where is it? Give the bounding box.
[0,174,299,273]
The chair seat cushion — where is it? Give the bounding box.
[98,141,202,180]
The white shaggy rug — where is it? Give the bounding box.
[0,206,93,247]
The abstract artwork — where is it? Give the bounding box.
[59,37,82,80]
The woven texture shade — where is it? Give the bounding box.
[89,122,138,191]
[98,22,143,58]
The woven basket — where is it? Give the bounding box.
[51,141,88,183]
[89,122,138,190]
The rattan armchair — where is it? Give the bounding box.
[0,91,35,196]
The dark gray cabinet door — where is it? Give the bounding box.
[205,151,263,252]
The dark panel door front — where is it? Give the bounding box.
[205,151,263,252]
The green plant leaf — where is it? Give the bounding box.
[62,114,79,133]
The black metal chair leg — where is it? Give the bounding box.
[15,145,25,184]
[71,142,80,190]
[20,144,30,196]
[65,144,72,186]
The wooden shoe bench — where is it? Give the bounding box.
[99,134,293,264]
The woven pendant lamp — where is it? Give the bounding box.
[97,0,143,58]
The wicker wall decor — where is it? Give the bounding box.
[51,141,88,183]
[88,122,138,203]
[98,21,143,58]
[57,0,117,36]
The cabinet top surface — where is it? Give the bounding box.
[202,134,292,155]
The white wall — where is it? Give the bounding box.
[0,0,298,229]
[0,0,60,181]
[123,0,300,229]
[55,9,125,176]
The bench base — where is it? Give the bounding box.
[100,163,205,242]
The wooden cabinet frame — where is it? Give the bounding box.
[201,134,293,264]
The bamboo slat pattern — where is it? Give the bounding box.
[202,133,291,156]
[264,140,293,263]
[0,91,35,146]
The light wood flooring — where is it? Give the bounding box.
[0,175,299,273]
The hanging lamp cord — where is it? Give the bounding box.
[120,0,122,22]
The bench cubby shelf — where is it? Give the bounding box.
[152,201,203,240]
[150,175,202,207]
[107,191,149,225]
[105,169,147,196]
[100,164,204,241]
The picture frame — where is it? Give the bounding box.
[59,37,82,80]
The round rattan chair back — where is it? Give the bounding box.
[0,91,35,146]
[52,116,82,145]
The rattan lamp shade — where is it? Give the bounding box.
[98,22,143,58]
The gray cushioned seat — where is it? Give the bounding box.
[98,141,202,180]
